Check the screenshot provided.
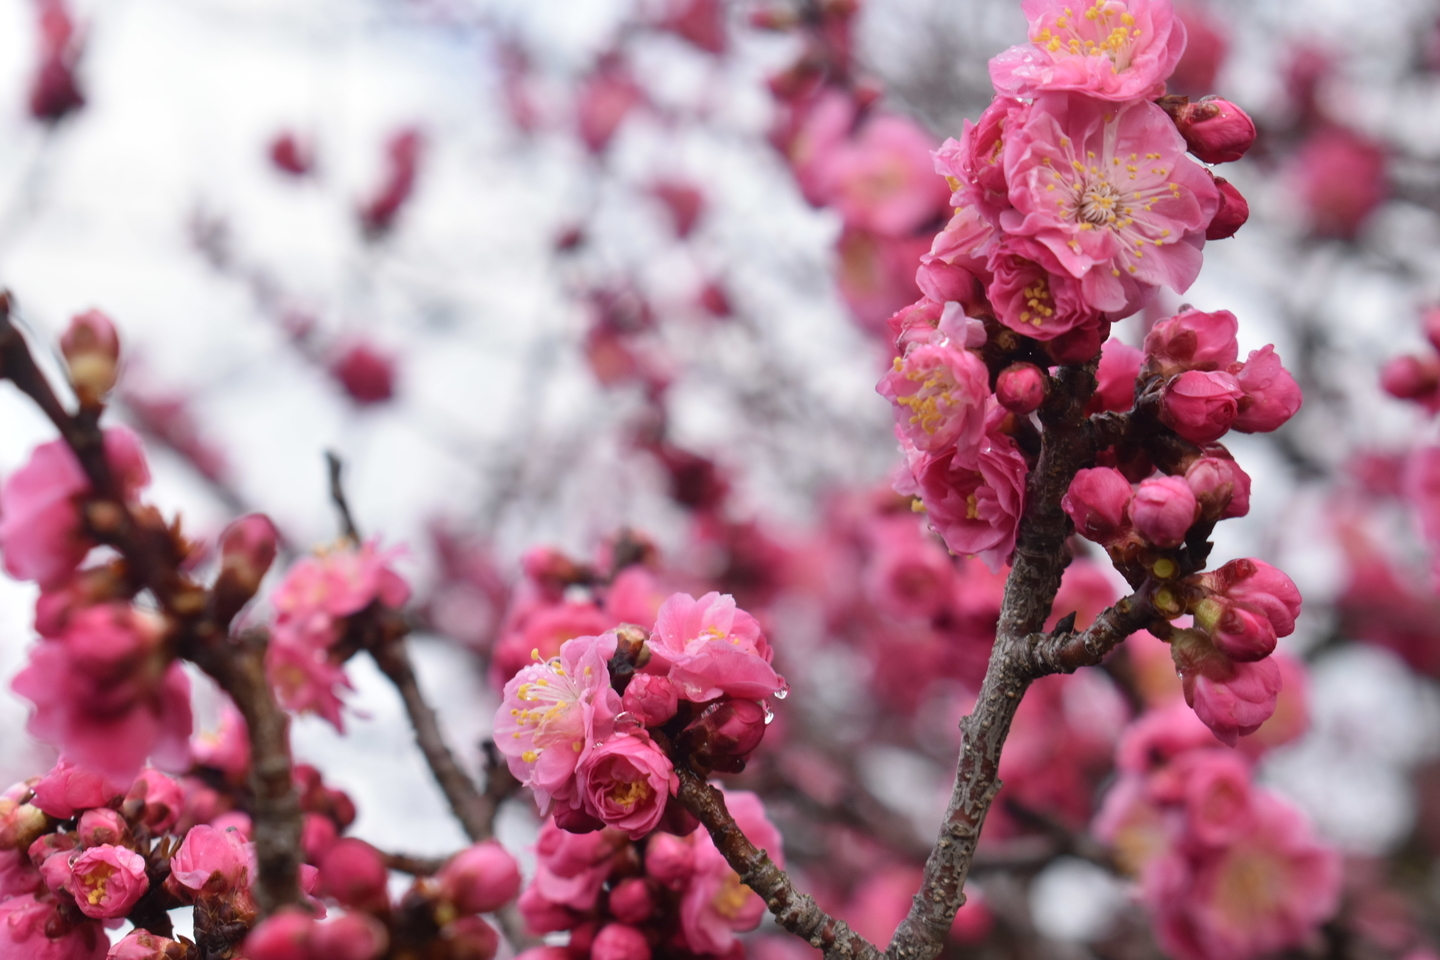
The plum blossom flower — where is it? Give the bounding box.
[877,340,991,454]
[1143,309,1239,376]
[437,841,522,915]
[1002,94,1218,315]
[985,238,1102,339]
[28,759,124,819]
[1063,466,1133,544]
[577,734,676,838]
[679,791,783,955]
[12,603,192,783]
[1160,370,1243,444]
[68,845,148,919]
[646,593,784,702]
[1232,346,1302,433]
[0,428,150,589]
[989,0,1186,102]
[935,96,1030,220]
[494,633,621,815]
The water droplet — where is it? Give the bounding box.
[773,678,790,700]
[762,702,775,725]
[614,712,643,734]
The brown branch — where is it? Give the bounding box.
[674,767,883,960]
[325,450,361,545]
[0,293,306,914]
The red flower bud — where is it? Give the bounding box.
[608,877,654,924]
[1062,467,1133,544]
[270,131,314,177]
[592,923,651,960]
[620,673,679,727]
[1185,456,1251,521]
[442,916,498,960]
[1206,176,1249,240]
[318,838,389,913]
[330,343,397,405]
[1143,309,1239,375]
[314,913,389,960]
[1160,370,1243,444]
[1233,346,1302,433]
[1175,98,1256,164]
[76,807,130,848]
[438,841,522,914]
[1129,476,1199,548]
[677,699,768,773]
[217,514,279,608]
[995,362,1046,415]
[1381,354,1440,402]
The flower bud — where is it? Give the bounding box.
[1206,176,1249,240]
[1143,309,1239,375]
[319,838,389,913]
[677,699,768,773]
[1233,346,1302,433]
[1062,467,1133,544]
[300,813,338,864]
[270,132,314,177]
[0,793,48,852]
[1192,598,1277,662]
[608,877,654,924]
[443,916,499,960]
[1200,558,1303,639]
[1129,476,1199,548]
[1382,354,1440,402]
[70,844,149,918]
[644,833,695,889]
[124,769,184,834]
[1159,370,1243,444]
[330,343,397,405]
[110,929,192,959]
[1185,456,1251,521]
[995,363,1046,415]
[438,841,522,915]
[216,514,279,608]
[517,885,576,935]
[1171,628,1281,746]
[60,309,120,407]
[620,674,678,727]
[1174,98,1256,164]
[313,913,390,960]
[592,923,651,960]
[76,807,130,848]
[1087,338,1143,415]
[552,804,605,834]
[243,907,315,959]
[28,831,78,871]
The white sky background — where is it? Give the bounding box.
[0,0,1435,906]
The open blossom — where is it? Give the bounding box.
[907,403,1029,571]
[577,734,676,838]
[1145,793,1341,960]
[646,592,783,702]
[69,845,148,919]
[680,791,783,955]
[494,632,621,815]
[916,205,995,318]
[0,893,106,960]
[936,96,1030,220]
[985,238,1101,339]
[13,603,192,783]
[989,0,1186,102]
[0,427,150,589]
[1002,94,1218,315]
[877,340,990,454]
[527,821,629,915]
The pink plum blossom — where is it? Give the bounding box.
[1087,337,1143,414]
[1232,346,1302,433]
[494,632,621,815]
[989,0,1186,102]
[1289,126,1387,240]
[28,759,124,819]
[836,226,930,334]
[935,96,1029,220]
[0,893,106,959]
[492,601,614,688]
[0,427,150,589]
[679,791,783,955]
[877,340,991,454]
[986,238,1102,339]
[1001,94,1218,314]
[620,674,679,727]
[916,205,996,319]
[12,603,192,783]
[577,734,676,838]
[647,592,783,701]
[1170,629,1282,746]
[592,923,650,960]
[169,824,254,897]
[529,821,629,912]
[862,516,954,620]
[68,845,148,919]
[438,841,523,914]
[1143,309,1239,376]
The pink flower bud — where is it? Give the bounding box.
[318,839,389,913]
[76,808,129,848]
[1129,476,1199,549]
[577,735,675,839]
[608,877,654,924]
[124,769,183,834]
[170,824,252,896]
[593,923,651,960]
[243,907,314,959]
[644,833,695,889]
[359,127,424,237]
[1200,559,1303,640]
[1193,598,1278,661]
[1382,354,1440,402]
[517,884,576,935]
[1206,175,1249,240]
[1062,467,1133,544]
[1424,306,1440,353]
[110,929,190,959]
[1175,98,1256,164]
[677,699,769,773]
[60,309,120,406]
[70,844,148,918]
[217,513,279,603]
[28,830,77,871]
[1185,456,1251,521]
[1143,309,1239,375]
[1160,370,1243,444]
[270,132,314,177]
[1233,346,1302,433]
[313,913,390,960]
[38,845,74,897]
[330,343,396,405]
[620,674,679,727]
[438,841,522,914]
[995,363,1045,415]
[1087,338,1143,415]
[1174,632,1282,746]
[300,814,337,865]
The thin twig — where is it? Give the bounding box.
[326,450,361,545]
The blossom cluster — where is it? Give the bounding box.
[1094,704,1340,960]
[496,591,783,838]
[513,790,783,960]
